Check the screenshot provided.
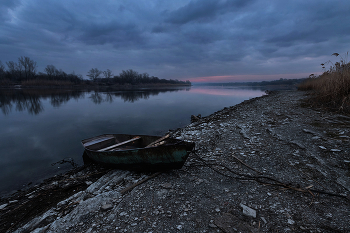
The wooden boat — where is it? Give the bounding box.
[81,134,195,171]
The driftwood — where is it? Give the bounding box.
[191,114,202,123]
[121,172,162,195]
[231,153,263,174]
[192,151,349,200]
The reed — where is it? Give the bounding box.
[298,52,350,113]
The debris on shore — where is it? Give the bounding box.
[1,90,350,233]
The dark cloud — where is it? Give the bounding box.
[0,0,20,22]
[266,30,327,47]
[0,0,349,81]
[165,0,254,25]
[78,22,145,48]
[263,2,350,50]
[151,25,167,33]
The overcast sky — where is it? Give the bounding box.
[1,0,350,82]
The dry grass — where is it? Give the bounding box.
[0,79,13,86]
[21,79,75,86]
[298,52,350,113]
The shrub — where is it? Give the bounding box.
[298,52,350,113]
[21,79,75,87]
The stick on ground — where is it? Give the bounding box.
[121,172,162,195]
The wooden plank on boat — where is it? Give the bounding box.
[145,134,169,148]
[98,136,141,152]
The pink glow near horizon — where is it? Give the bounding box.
[190,88,265,97]
[188,72,322,83]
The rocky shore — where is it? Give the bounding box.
[1,90,350,233]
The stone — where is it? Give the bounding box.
[191,114,201,123]
[119,211,127,216]
[85,181,93,185]
[336,177,350,192]
[287,219,295,224]
[330,149,341,152]
[214,213,255,233]
[240,204,256,218]
[303,129,318,135]
[0,203,8,210]
[290,140,305,149]
[101,204,113,211]
[196,179,204,185]
[160,183,172,189]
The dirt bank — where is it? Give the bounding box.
[1,90,350,233]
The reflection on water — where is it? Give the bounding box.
[0,87,190,115]
[0,89,84,115]
[1,93,43,115]
[88,88,190,104]
[0,86,265,197]
[190,86,266,96]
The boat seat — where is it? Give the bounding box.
[98,136,141,152]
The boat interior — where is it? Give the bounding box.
[82,134,179,152]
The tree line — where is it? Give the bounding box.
[0,56,83,85]
[197,78,307,87]
[87,68,191,85]
[0,56,191,86]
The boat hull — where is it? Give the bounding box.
[82,134,195,171]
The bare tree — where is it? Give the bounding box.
[103,69,113,79]
[87,68,102,81]
[0,60,5,79]
[119,69,138,84]
[18,56,37,80]
[56,69,67,79]
[6,61,19,80]
[45,65,57,79]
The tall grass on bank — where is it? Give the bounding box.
[21,79,75,87]
[298,53,350,113]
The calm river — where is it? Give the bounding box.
[0,85,265,196]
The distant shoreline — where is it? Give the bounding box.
[0,83,192,90]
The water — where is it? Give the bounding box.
[0,86,265,196]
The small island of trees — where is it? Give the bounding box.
[0,56,191,87]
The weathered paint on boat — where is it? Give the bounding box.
[81,134,195,171]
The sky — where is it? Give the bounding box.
[1,0,350,83]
